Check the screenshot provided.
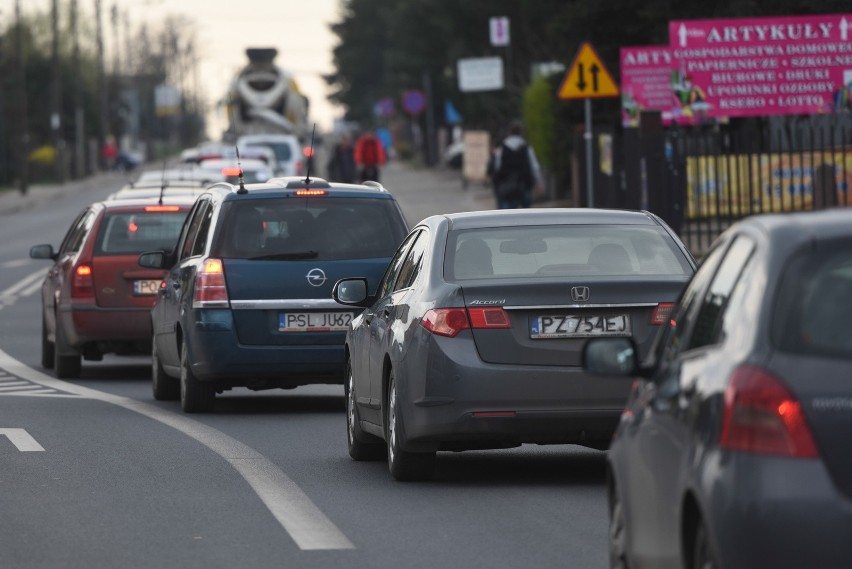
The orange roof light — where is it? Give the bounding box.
[144,205,181,212]
[222,167,242,177]
[294,189,327,197]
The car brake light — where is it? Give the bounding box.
[296,160,304,172]
[720,365,818,459]
[303,146,314,157]
[294,189,327,197]
[72,263,94,298]
[650,303,674,325]
[222,167,242,177]
[144,205,181,212]
[421,308,470,337]
[128,221,138,233]
[467,307,511,329]
[192,258,229,308]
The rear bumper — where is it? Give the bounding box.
[61,303,153,347]
[184,312,345,387]
[395,333,631,451]
[705,452,852,569]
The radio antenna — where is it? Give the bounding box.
[157,157,167,205]
[235,145,247,194]
[303,124,316,185]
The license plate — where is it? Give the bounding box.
[279,312,353,332]
[133,279,162,296]
[530,314,631,339]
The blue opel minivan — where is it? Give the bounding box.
[139,176,409,412]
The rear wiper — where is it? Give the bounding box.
[247,251,319,260]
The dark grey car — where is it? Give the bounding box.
[584,209,852,569]
[334,209,696,480]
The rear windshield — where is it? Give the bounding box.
[95,211,188,255]
[213,197,407,260]
[772,242,852,359]
[445,224,693,280]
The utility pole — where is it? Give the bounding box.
[71,0,85,177]
[50,0,65,183]
[95,0,108,169]
[14,0,29,194]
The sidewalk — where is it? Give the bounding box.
[0,171,134,217]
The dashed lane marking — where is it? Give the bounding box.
[0,369,73,397]
[0,349,354,550]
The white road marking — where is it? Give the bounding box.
[0,259,32,269]
[0,428,45,451]
[0,384,44,392]
[20,279,44,298]
[0,349,354,551]
[0,268,47,299]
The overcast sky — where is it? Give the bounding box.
[22,0,344,138]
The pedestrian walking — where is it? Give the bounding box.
[354,130,387,183]
[326,134,357,183]
[491,123,543,209]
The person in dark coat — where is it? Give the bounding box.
[326,134,357,183]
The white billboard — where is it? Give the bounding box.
[457,57,505,92]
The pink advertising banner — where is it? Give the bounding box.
[620,46,675,126]
[669,14,852,121]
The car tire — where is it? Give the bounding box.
[691,519,718,569]
[179,341,214,413]
[609,484,631,569]
[386,371,435,481]
[152,339,179,401]
[41,315,55,370]
[53,317,81,379]
[345,360,385,461]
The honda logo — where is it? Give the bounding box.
[571,286,590,302]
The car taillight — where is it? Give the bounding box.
[467,307,511,329]
[720,365,818,459]
[650,303,674,325]
[421,308,470,337]
[192,258,229,308]
[421,307,512,337]
[72,263,94,298]
[295,160,304,172]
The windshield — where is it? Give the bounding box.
[95,211,188,255]
[445,225,693,280]
[213,197,407,260]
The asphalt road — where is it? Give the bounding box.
[0,162,610,568]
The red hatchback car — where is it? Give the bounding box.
[30,197,194,378]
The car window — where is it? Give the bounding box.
[654,241,727,368]
[58,209,88,254]
[62,210,96,254]
[190,203,215,257]
[94,211,188,255]
[444,224,692,281]
[773,241,852,359]
[179,200,210,260]
[687,236,755,350]
[212,197,407,260]
[377,230,420,299]
[395,230,428,291]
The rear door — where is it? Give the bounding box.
[216,196,407,349]
[92,207,188,310]
[446,224,693,367]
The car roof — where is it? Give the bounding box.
[734,208,852,247]
[238,134,299,143]
[202,177,396,201]
[99,196,198,210]
[198,158,269,170]
[432,208,660,231]
[108,187,209,201]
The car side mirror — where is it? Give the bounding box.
[582,338,639,376]
[333,278,371,307]
[138,251,168,269]
[30,244,57,260]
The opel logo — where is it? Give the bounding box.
[571,286,590,302]
[306,268,327,287]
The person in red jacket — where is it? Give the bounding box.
[353,130,387,183]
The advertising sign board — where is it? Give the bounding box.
[620,46,675,126]
[670,14,852,121]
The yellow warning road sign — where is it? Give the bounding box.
[558,42,619,100]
